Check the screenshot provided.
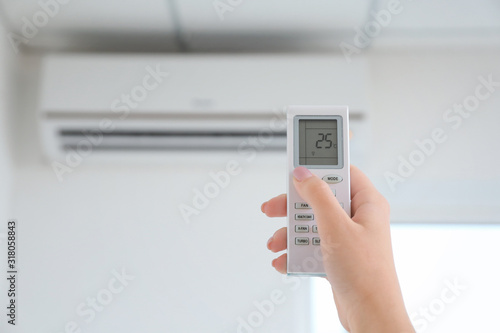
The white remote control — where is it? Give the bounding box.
[286,105,351,276]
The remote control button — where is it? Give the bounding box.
[312,238,321,245]
[295,213,314,221]
[339,202,344,208]
[331,189,336,196]
[312,225,318,233]
[323,175,343,184]
[295,237,309,245]
[295,202,311,209]
[295,225,309,233]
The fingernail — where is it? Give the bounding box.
[293,166,312,182]
[261,202,267,213]
[267,237,273,249]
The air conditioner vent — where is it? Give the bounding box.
[58,128,286,151]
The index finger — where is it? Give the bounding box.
[261,194,287,217]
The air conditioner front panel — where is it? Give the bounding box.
[39,54,369,160]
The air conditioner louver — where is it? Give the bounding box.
[58,128,287,151]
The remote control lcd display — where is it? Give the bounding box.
[298,119,338,165]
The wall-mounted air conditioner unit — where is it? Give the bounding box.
[39,54,370,162]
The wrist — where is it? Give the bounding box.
[347,282,415,333]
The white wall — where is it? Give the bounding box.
[0,19,13,218]
[367,48,500,222]
[0,17,15,251]
[10,155,313,332]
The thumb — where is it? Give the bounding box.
[292,167,350,236]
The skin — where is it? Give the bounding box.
[261,165,415,333]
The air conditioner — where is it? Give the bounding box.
[39,54,369,162]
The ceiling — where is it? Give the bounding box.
[0,0,499,51]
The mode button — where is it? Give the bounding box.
[322,175,343,184]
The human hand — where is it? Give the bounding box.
[261,165,415,333]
